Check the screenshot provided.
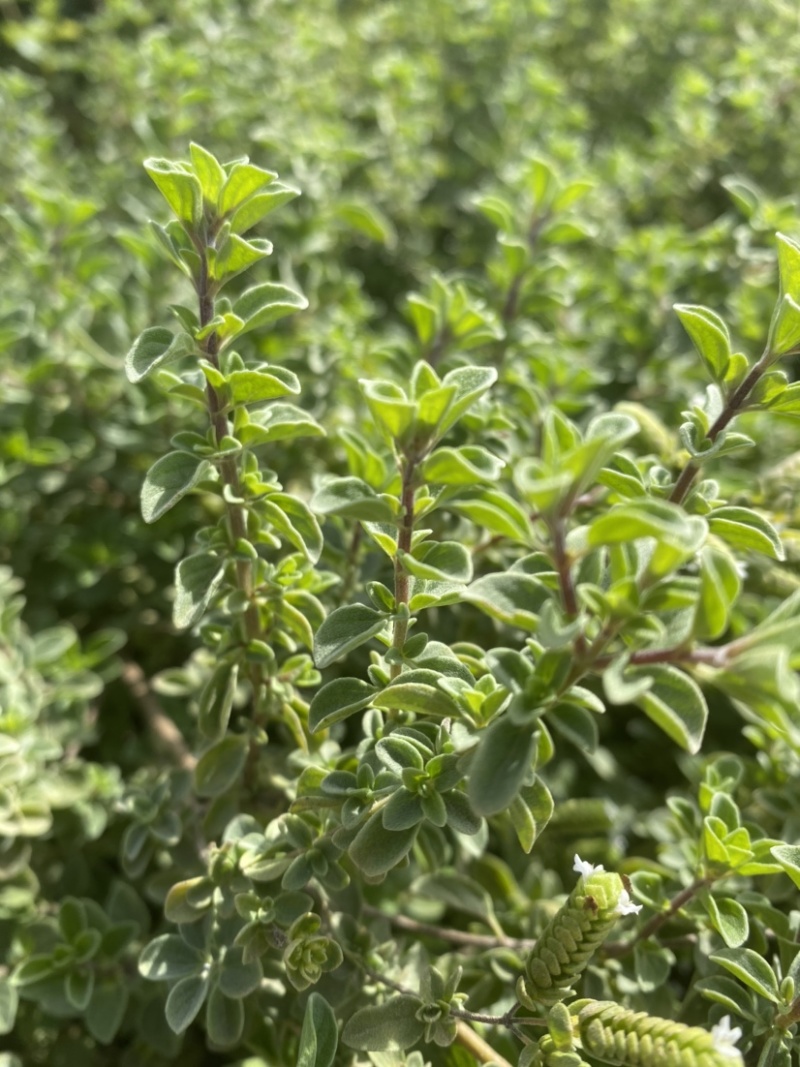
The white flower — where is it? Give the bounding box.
[573,854,604,878]
[615,888,642,916]
[711,1016,743,1060]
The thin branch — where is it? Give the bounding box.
[362,903,538,951]
[390,456,417,677]
[121,661,197,772]
[592,644,730,671]
[669,352,770,505]
[455,1020,515,1067]
[603,876,713,958]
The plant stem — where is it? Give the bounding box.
[361,903,538,950]
[197,254,261,648]
[390,455,417,678]
[121,661,197,771]
[592,644,730,670]
[669,353,770,505]
[455,1020,515,1067]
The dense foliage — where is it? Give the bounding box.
[2,2,800,1066]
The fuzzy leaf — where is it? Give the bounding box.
[194,736,249,797]
[141,452,209,524]
[467,716,538,816]
[710,948,780,1003]
[173,552,225,630]
[674,304,731,380]
[165,972,211,1034]
[342,996,425,1051]
[297,993,338,1067]
[314,605,390,669]
[348,811,418,877]
[309,677,378,732]
[709,506,784,560]
[631,664,708,753]
[233,282,308,335]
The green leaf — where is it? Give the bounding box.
[634,940,673,993]
[696,975,757,1020]
[381,789,423,831]
[205,987,245,1048]
[710,948,780,1004]
[261,494,324,563]
[311,477,397,523]
[194,736,249,798]
[709,506,784,560]
[461,573,548,631]
[472,194,515,232]
[468,717,538,816]
[233,282,308,335]
[421,446,504,485]
[372,679,461,719]
[58,897,87,942]
[126,327,195,383]
[213,235,273,281]
[0,980,17,1037]
[297,993,338,1067]
[674,304,731,381]
[238,403,324,448]
[694,545,741,640]
[198,661,239,742]
[173,552,225,630]
[219,160,278,215]
[776,231,800,300]
[631,664,708,754]
[85,980,128,1045]
[705,896,749,948]
[230,183,300,234]
[548,703,598,753]
[342,995,425,1051]
[449,488,532,542]
[66,968,94,1011]
[348,811,418,877]
[415,872,496,924]
[360,380,416,443]
[309,677,378,732]
[768,293,800,358]
[189,143,226,203]
[227,367,300,404]
[335,200,396,246]
[165,972,212,1034]
[139,935,204,982]
[399,541,472,583]
[407,295,438,344]
[313,605,390,669]
[509,777,554,853]
[771,844,800,890]
[437,366,497,436]
[144,158,202,226]
[164,877,214,924]
[141,452,210,524]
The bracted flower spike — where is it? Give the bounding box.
[518,858,641,1009]
[576,1001,744,1067]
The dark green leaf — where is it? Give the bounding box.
[313,605,390,669]
[348,811,418,877]
[467,717,537,816]
[194,736,249,798]
[297,993,339,1067]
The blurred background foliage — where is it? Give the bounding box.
[3,0,800,644]
[2,0,800,1063]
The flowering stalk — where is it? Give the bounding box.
[518,857,641,1009]
[575,1002,743,1067]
